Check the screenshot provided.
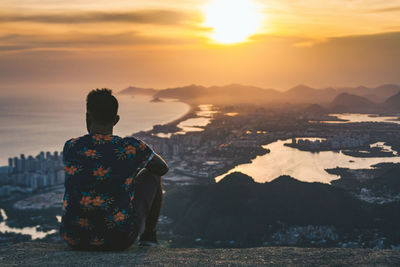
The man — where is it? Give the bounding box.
[60,88,168,250]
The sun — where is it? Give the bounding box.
[204,0,263,44]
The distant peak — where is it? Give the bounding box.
[377,84,400,89]
[337,92,352,97]
[288,84,314,92]
[218,172,255,185]
[269,175,300,184]
[385,91,400,103]
[332,92,373,103]
[172,84,204,90]
[118,86,156,95]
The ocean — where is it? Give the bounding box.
[0,95,189,166]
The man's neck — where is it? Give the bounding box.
[89,125,113,135]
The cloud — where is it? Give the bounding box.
[0,45,29,51]
[0,9,198,25]
[368,6,400,13]
[0,31,200,52]
[251,31,400,49]
[321,31,400,48]
[0,30,399,93]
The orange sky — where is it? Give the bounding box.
[0,0,399,97]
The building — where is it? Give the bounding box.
[8,151,64,189]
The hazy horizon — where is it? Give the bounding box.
[2,81,400,100]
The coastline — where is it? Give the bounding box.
[0,96,189,166]
[131,98,201,136]
[151,101,198,134]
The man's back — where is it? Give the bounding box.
[60,133,154,249]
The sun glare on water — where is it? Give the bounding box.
[204,0,263,44]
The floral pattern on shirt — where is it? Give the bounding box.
[92,134,119,145]
[64,164,82,176]
[60,133,153,249]
[92,165,111,181]
[81,147,101,159]
[78,191,112,211]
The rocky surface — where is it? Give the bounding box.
[1,242,400,266]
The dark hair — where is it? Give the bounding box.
[86,88,118,124]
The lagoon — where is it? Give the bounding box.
[321,114,400,125]
[0,209,57,240]
[215,138,400,184]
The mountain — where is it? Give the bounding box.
[303,104,328,114]
[118,86,157,96]
[367,164,400,194]
[384,92,400,111]
[119,83,400,107]
[163,172,372,243]
[337,84,400,103]
[375,84,400,101]
[285,85,337,104]
[330,93,377,112]
[153,84,207,100]
[162,172,400,247]
[154,84,281,105]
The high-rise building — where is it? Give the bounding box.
[16,157,22,172]
[13,157,18,173]
[27,156,35,172]
[8,150,65,189]
[8,158,13,174]
[20,154,26,172]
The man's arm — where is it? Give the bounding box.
[145,153,168,177]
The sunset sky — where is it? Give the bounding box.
[0,0,399,97]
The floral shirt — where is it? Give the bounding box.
[60,133,154,249]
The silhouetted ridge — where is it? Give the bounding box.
[163,172,378,244]
[330,93,376,112]
[118,86,157,95]
[154,84,279,105]
[285,85,338,104]
[384,92,400,111]
[303,104,327,114]
[376,84,400,98]
[269,175,302,185]
[218,172,255,185]
[119,83,400,109]
[367,164,400,193]
[288,84,315,93]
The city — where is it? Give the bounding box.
[4,151,64,190]
[1,102,400,249]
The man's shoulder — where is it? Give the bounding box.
[121,136,146,145]
[63,135,94,155]
[64,135,90,146]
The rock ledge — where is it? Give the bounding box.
[1,242,400,266]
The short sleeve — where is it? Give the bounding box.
[62,140,69,164]
[125,137,154,170]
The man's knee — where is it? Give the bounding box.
[135,168,162,190]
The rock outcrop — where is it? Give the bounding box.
[1,242,399,266]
